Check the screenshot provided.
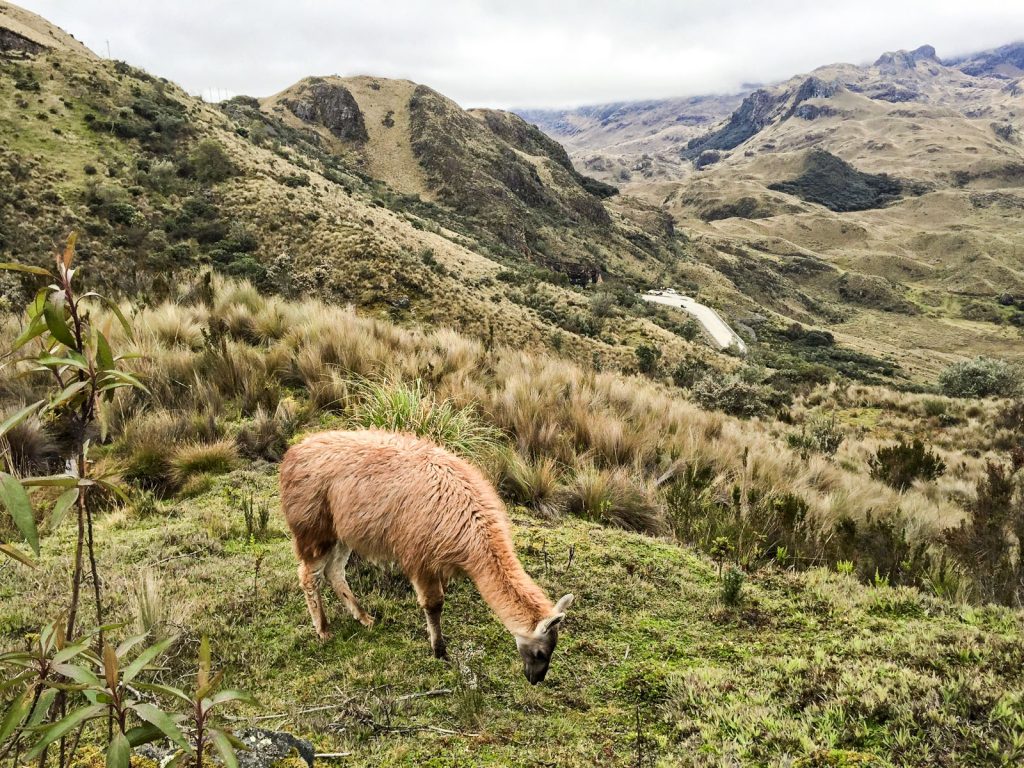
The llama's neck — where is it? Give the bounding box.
[466,530,553,636]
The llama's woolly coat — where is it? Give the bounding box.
[280,429,554,633]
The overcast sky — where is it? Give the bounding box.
[19,1,1024,108]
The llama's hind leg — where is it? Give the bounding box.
[411,573,447,659]
[325,543,375,628]
[298,556,331,641]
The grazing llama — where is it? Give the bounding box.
[280,429,574,684]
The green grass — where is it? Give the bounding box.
[2,468,1022,766]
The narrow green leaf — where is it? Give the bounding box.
[37,355,89,372]
[52,641,89,664]
[102,299,134,340]
[121,637,175,684]
[207,689,253,707]
[49,488,79,531]
[133,682,193,706]
[131,703,188,749]
[19,475,77,488]
[99,369,149,394]
[0,686,31,743]
[24,703,104,760]
[0,400,45,439]
[115,633,149,659]
[52,662,102,687]
[164,750,190,768]
[11,315,47,352]
[43,300,78,350]
[209,728,239,768]
[0,472,39,555]
[106,731,130,768]
[96,331,114,371]
[125,723,164,748]
[46,381,88,412]
[0,543,36,568]
[24,688,57,729]
[0,262,51,277]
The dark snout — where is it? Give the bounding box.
[523,660,550,685]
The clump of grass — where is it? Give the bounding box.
[350,378,505,464]
[170,439,240,488]
[130,570,166,639]
[499,452,564,518]
[561,465,666,535]
[236,398,304,461]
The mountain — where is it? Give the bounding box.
[0,1,694,374]
[519,42,1024,378]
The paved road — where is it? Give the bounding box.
[641,289,748,354]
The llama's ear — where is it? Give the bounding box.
[554,593,574,613]
[536,613,565,635]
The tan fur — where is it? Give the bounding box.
[280,429,558,644]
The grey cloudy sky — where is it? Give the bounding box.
[20,1,1024,108]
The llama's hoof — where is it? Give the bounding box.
[359,614,376,628]
[432,640,448,660]
[317,629,333,642]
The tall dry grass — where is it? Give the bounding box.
[0,275,996,571]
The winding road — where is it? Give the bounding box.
[641,289,748,355]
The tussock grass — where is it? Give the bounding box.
[169,439,240,487]
[0,275,1012,594]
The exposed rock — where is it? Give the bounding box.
[784,77,840,117]
[791,104,839,120]
[284,80,368,142]
[868,85,921,103]
[694,150,723,169]
[991,122,1020,144]
[955,42,1024,78]
[138,729,314,768]
[0,26,43,54]
[683,89,782,159]
[874,44,939,72]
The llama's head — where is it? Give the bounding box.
[515,594,574,685]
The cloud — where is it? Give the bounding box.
[19,0,1024,108]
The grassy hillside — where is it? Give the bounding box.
[3,479,1023,767]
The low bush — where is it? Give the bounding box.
[868,439,946,491]
[561,465,666,535]
[939,356,1020,398]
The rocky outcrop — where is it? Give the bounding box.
[956,42,1024,78]
[0,26,43,54]
[682,89,782,159]
[874,44,940,72]
[284,80,368,142]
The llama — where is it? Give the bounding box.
[279,429,574,684]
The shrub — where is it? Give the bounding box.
[672,358,705,389]
[635,345,662,375]
[691,375,776,419]
[868,439,946,491]
[944,460,1023,605]
[720,567,745,607]
[938,356,1020,398]
[786,414,844,458]
[188,139,236,184]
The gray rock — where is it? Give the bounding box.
[137,728,314,768]
[284,81,368,142]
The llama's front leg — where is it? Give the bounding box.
[325,543,375,628]
[298,557,331,641]
[412,573,447,659]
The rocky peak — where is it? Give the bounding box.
[282,78,368,142]
[874,44,940,72]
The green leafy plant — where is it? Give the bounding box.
[720,567,745,607]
